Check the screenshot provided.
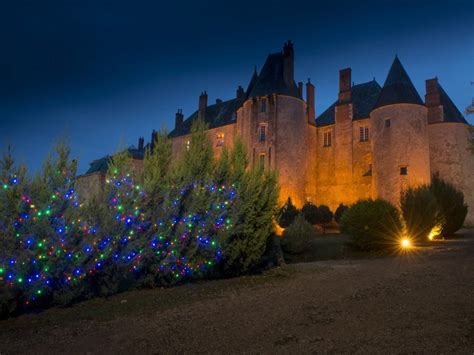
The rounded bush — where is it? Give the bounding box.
[334,203,349,223]
[429,174,468,237]
[400,186,441,242]
[341,199,403,251]
[318,205,334,224]
[280,214,314,254]
[301,202,320,225]
[278,197,299,228]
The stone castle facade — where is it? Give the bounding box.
[78,42,474,224]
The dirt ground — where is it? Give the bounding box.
[1,231,474,354]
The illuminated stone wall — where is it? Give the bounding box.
[170,123,237,161]
[236,94,311,206]
[428,122,474,225]
[371,103,431,207]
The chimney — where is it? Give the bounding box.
[283,40,294,87]
[338,68,352,103]
[297,82,303,98]
[138,136,144,151]
[236,85,245,100]
[306,78,315,124]
[425,77,443,123]
[198,91,207,120]
[175,109,184,129]
[216,98,223,105]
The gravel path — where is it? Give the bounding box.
[1,231,474,354]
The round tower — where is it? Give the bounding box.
[425,78,474,225]
[370,57,431,206]
[237,41,314,207]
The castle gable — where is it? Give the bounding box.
[373,56,423,109]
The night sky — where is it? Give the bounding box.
[1,0,473,174]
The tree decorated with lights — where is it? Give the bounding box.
[0,143,83,310]
[0,146,27,256]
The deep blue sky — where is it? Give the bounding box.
[1,0,473,174]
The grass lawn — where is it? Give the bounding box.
[282,233,375,263]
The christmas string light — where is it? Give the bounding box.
[0,168,238,308]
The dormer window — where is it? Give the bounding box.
[216,133,225,147]
[260,99,267,113]
[259,124,267,142]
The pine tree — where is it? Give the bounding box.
[5,142,82,305]
[0,146,27,255]
[175,118,214,185]
[221,138,279,275]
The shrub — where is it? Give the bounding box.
[318,205,333,224]
[341,199,403,251]
[301,202,320,224]
[400,186,441,242]
[429,174,468,237]
[278,197,299,228]
[280,214,314,254]
[334,204,349,223]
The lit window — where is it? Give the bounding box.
[359,126,369,142]
[260,99,267,113]
[185,140,190,151]
[400,166,408,175]
[216,133,225,147]
[259,153,265,167]
[323,131,332,147]
[385,119,391,128]
[259,125,266,142]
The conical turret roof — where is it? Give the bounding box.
[373,56,423,109]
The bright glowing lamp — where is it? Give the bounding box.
[401,238,411,248]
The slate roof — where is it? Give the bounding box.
[316,80,382,127]
[373,56,423,109]
[437,82,468,124]
[168,97,243,138]
[169,49,301,138]
[247,52,300,98]
[85,147,145,175]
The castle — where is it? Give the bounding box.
[78,42,474,224]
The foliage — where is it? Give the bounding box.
[334,204,349,224]
[278,197,299,228]
[400,185,442,242]
[301,202,319,225]
[341,199,403,251]
[317,205,334,224]
[280,214,314,255]
[429,174,468,237]
[0,129,280,317]
[220,137,279,276]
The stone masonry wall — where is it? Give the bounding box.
[428,122,474,225]
[371,104,431,207]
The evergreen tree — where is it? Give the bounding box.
[215,146,231,185]
[0,146,27,255]
[175,118,214,185]
[221,138,279,275]
[278,198,299,228]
